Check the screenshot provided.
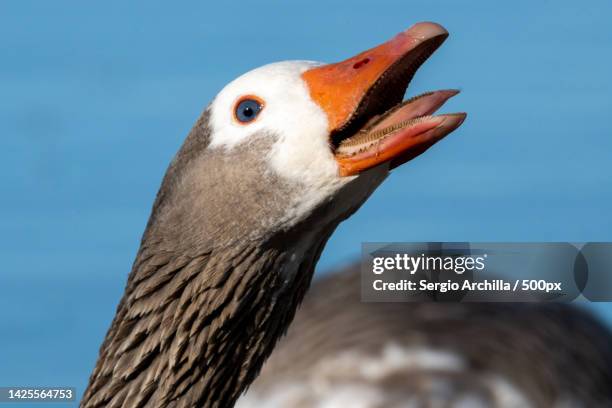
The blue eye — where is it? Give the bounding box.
[235,98,263,123]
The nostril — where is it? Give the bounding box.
[353,58,370,69]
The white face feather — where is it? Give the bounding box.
[208,61,386,228]
[209,61,340,184]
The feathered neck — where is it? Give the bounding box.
[82,218,335,407]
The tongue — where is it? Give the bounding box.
[366,89,459,134]
[336,112,466,177]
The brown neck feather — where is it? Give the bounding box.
[82,222,332,407]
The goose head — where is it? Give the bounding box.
[169,22,465,248]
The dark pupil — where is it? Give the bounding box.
[236,99,261,122]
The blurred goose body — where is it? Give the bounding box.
[239,266,612,408]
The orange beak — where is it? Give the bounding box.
[302,22,466,177]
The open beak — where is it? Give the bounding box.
[302,22,466,177]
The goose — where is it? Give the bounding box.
[82,22,466,408]
[239,264,612,407]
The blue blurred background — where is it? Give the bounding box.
[1,0,611,404]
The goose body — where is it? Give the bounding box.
[83,22,465,407]
[239,266,612,408]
